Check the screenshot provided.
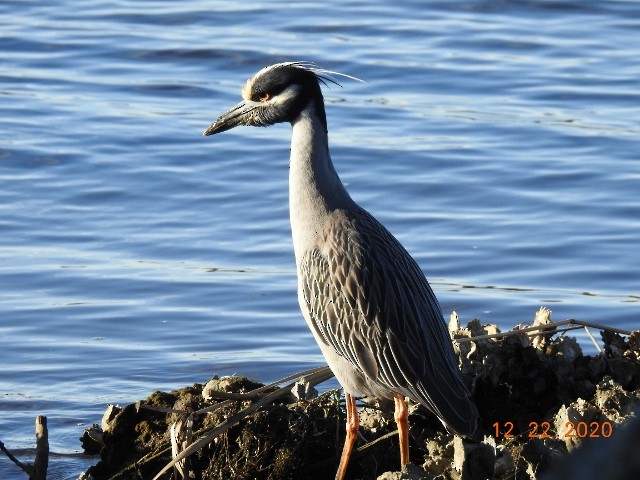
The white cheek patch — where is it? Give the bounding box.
[270,84,301,106]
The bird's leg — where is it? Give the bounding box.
[335,393,359,480]
[394,394,410,466]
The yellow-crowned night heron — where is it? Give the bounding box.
[203,62,478,479]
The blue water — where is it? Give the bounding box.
[1,1,639,478]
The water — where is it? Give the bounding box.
[1,1,638,477]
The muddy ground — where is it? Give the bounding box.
[80,319,640,480]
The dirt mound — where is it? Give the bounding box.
[80,320,640,480]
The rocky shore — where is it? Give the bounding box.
[80,313,639,480]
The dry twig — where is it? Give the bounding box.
[150,366,334,480]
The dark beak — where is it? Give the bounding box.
[202,100,261,136]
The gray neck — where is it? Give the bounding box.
[289,104,354,264]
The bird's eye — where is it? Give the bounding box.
[259,93,271,102]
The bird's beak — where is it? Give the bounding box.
[202,100,261,136]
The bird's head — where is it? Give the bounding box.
[203,62,361,136]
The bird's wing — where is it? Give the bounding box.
[300,208,477,435]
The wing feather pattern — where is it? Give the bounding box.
[300,208,477,436]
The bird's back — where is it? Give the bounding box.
[299,207,477,436]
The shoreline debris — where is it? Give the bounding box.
[2,310,636,479]
[0,415,49,480]
[76,311,638,480]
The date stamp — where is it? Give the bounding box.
[492,421,613,439]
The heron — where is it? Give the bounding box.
[203,62,478,479]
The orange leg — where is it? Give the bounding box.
[335,393,359,480]
[394,394,410,466]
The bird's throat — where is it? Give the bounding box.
[289,106,353,264]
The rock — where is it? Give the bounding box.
[541,409,640,480]
[549,336,582,378]
[202,374,263,400]
[377,463,431,480]
[601,330,627,358]
[101,404,120,432]
[79,424,103,455]
[452,436,495,480]
[520,438,566,477]
[493,443,515,478]
[606,356,639,388]
[531,307,555,350]
[627,331,640,361]
[290,377,318,402]
[80,312,640,480]
[358,404,391,431]
[422,432,454,476]
[593,376,640,423]
[448,311,461,334]
[554,398,601,450]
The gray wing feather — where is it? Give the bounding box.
[300,208,477,436]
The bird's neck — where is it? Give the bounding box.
[289,104,354,264]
